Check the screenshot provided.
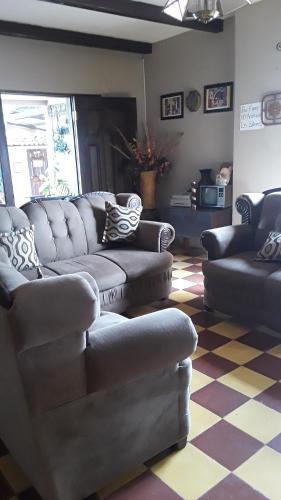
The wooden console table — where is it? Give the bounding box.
[160,206,232,243]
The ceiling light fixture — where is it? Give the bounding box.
[163,0,252,25]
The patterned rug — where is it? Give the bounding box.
[1,251,281,500]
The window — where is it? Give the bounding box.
[1,94,80,207]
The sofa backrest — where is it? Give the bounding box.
[22,200,88,265]
[0,206,30,238]
[255,192,281,249]
[72,192,117,254]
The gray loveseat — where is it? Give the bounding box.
[201,190,281,331]
[0,191,175,312]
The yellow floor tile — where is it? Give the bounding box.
[235,446,281,500]
[152,443,228,499]
[218,367,275,398]
[98,464,147,498]
[169,290,198,303]
[127,305,156,317]
[267,344,281,359]
[0,455,30,494]
[172,269,194,279]
[172,279,194,290]
[188,401,221,441]
[213,341,262,365]
[194,324,204,334]
[173,254,189,261]
[225,400,281,444]
[210,320,250,339]
[191,369,213,394]
[192,346,208,360]
[175,304,200,316]
[172,261,193,270]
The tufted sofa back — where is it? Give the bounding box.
[254,192,281,250]
[73,192,117,254]
[22,200,88,265]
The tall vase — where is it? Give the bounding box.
[140,170,157,209]
[198,168,214,186]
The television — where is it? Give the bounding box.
[199,185,232,208]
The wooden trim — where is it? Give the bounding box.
[0,20,152,54]
[39,0,224,33]
[0,97,14,206]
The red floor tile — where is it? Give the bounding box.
[191,381,248,417]
[238,331,281,351]
[197,330,230,350]
[268,433,281,453]
[186,284,204,295]
[193,352,238,379]
[105,471,183,500]
[185,274,204,284]
[184,264,202,273]
[151,299,177,310]
[0,471,14,500]
[199,473,267,500]
[18,488,42,499]
[191,420,262,471]
[255,382,281,413]
[246,353,281,380]
[187,297,205,310]
[191,311,221,328]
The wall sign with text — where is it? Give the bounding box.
[240,102,264,131]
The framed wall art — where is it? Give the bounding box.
[160,92,184,120]
[204,82,233,114]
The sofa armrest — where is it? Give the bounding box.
[201,224,254,260]
[236,193,264,225]
[116,192,142,209]
[9,274,98,353]
[86,308,197,392]
[135,220,175,252]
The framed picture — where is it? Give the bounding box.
[204,82,233,114]
[160,92,184,120]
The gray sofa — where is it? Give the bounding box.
[0,191,175,312]
[0,252,197,500]
[201,190,281,331]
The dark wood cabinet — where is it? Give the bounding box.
[160,206,232,241]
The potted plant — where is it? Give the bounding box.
[112,125,183,209]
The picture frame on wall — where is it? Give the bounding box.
[160,92,184,120]
[204,82,233,114]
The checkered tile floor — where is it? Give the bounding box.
[1,251,281,499]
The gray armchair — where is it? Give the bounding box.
[201,189,281,330]
[0,266,197,500]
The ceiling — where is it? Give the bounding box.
[0,0,187,44]
[0,0,263,45]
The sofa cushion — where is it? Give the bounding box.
[256,231,281,261]
[43,255,126,291]
[95,248,173,281]
[0,225,41,271]
[203,251,280,310]
[0,206,30,233]
[264,269,281,330]
[255,192,281,250]
[102,201,142,243]
[22,200,88,264]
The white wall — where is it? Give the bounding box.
[144,19,234,207]
[233,0,281,222]
[0,35,145,129]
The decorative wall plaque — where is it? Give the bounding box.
[186,90,201,112]
[262,92,281,125]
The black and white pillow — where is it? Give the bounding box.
[102,201,142,244]
[0,225,41,271]
[256,231,281,261]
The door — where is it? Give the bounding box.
[74,95,137,194]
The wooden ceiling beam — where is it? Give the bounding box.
[38,0,224,34]
[0,20,152,53]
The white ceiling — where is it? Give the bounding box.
[0,0,186,44]
[0,0,263,44]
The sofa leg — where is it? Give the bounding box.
[174,437,187,451]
